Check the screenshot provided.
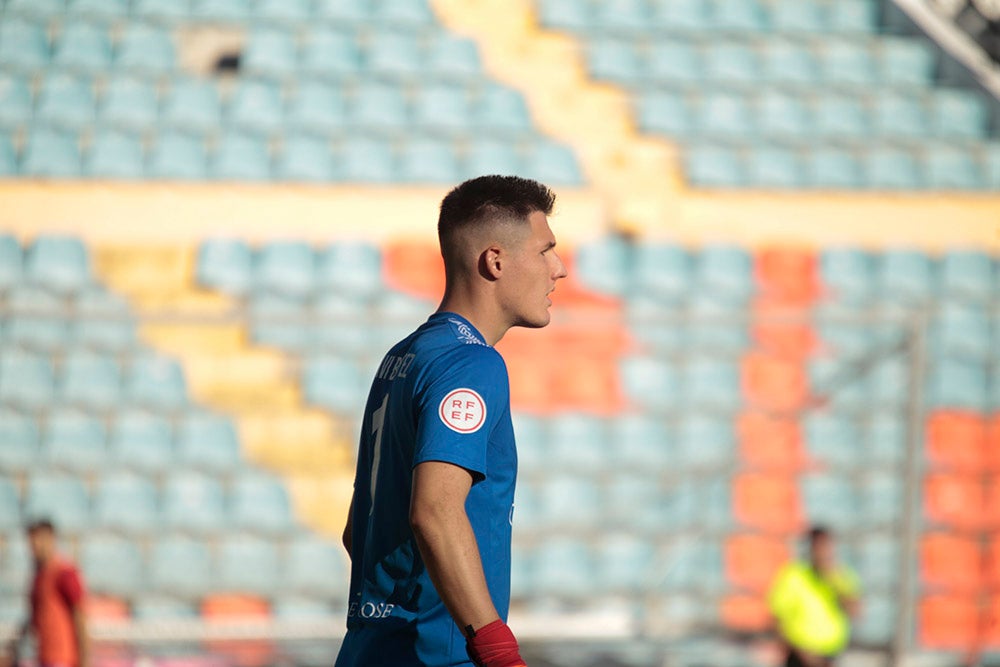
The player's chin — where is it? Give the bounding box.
[514,309,552,329]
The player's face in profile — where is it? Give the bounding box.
[503,210,567,328]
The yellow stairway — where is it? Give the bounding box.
[93,245,356,539]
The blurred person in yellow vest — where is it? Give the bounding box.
[768,526,860,667]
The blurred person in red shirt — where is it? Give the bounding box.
[2,519,89,667]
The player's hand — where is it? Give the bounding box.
[465,620,526,667]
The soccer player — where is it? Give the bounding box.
[334,176,567,667]
[2,519,90,667]
[768,526,860,667]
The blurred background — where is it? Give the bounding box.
[1,0,999,666]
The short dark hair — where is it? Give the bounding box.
[807,525,830,543]
[437,175,556,262]
[26,518,55,534]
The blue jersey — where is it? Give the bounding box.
[335,312,517,667]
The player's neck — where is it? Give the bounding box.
[437,286,509,347]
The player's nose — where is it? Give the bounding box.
[552,251,568,281]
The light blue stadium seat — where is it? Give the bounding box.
[350,83,409,131]
[594,0,649,31]
[696,244,752,301]
[25,236,90,294]
[684,356,740,411]
[254,0,310,23]
[574,235,629,296]
[367,30,422,78]
[301,29,360,78]
[0,75,30,134]
[619,356,679,411]
[93,471,158,533]
[548,413,607,472]
[830,0,877,33]
[595,534,656,594]
[704,42,759,84]
[676,414,734,470]
[532,537,594,598]
[803,412,859,469]
[72,289,136,351]
[86,131,146,180]
[150,534,211,595]
[801,473,856,530]
[647,40,702,84]
[931,89,987,139]
[869,357,908,410]
[684,144,744,187]
[637,91,690,136]
[22,126,81,178]
[176,412,241,472]
[126,354,187,410]
[746,146,803,188]
[413,83,472,133]
[190,0,249,21]
[711,0,767,31]
[277,134,336,183]
[339,136,397,183]
[162,471,225,533]
[44,409,107,472]
[4,0,64,18]
[24,472,91,533]
[605,473,669,532]
[37,72,97,130]
[695,91,753,138]
[633,242,690,300]
[375,0,434,25]
[53,23,112,73]
[819,247,874,303]
[879,38,935,86]
[110,409,174,471]
[771,0,825,32]
[133,0,191,21]
[317,240,383,297]
[814,94,869,139]
[924,144,983,190]
[242,29,298,79]
[287,82,346,135]
[0,532,32,591]
[686,293,749,352]
[805,147,863,189]
[284,535,349,596]
[939,250,993,302]
[149,131,209,180]
[926,358,987,411]
[660,537,726,593]
[873,93,927,139]
[273,597,335,620]
[933,303,991,360]
[626,295,685,351]
[649,0,708,30]
[132,597,197,620]
[821,39,877,85]
[463,139,522,179]
[877,249,934,303]
[815,302,873,357]
[60,350,121,409]
[4,285,69,351]
[0,349,55,409]
[217,534,279,594]
[809,358,867,412]
[374,291,434,347]
[399,138,461,184]
[865,414,906,467]
[0,235,22,291]
[213,132,271,181]
[0,18,50,71]
[512,479,542,532]
[162,79,221,133]
[512,413,546,472]
[0,478,21,533]
[587,39,641,84]
[0,409,39,473]
[66,0,129,20]
[860,472,902,527]
[80,534,143,596]
[756,91,810,139]
[536,0,594,31]
[856,533,900,590]
[255,241,316,297]
[984,143,1000,190]
[231,474,294,534]
[538,475,601,530]
[854,595,895,644]
[228,80,284,135]
[474,84,532,135]
[100,77,159,132]
[304,355,366,412]
[250,293,310,350]
[523,142,582,185]
[761,40,818,84]
[426,34,482,80]
[865,147,921,190]
[116,23,176,73]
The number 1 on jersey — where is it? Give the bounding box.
[369,394,388,513]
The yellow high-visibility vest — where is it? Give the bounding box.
[768,561,860,656]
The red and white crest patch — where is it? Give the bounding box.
[438,388,487,434]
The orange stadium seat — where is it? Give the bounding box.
[988,415,1000,471]
[927,411,988,472]
[736,411,805,471]
[920,533,982,593]
[550,355,623,414]
[987,476,1000,529]
[924,474,987,531]
[202,595,273,667]
[754,246,819,305]
[919,595,979,649]
[720,594,771,632]
[503,354,557,413]
[725,534,792,592]
[85,595,130,622]
[741,352,808,413]
[986,595,1000,647]
[733,473,803,533]
[987,534,1000,590]
[383,241,445,299]
[750,299,817,360]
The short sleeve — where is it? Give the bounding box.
[767,564,799,620]
[56,565,84,609]
[413,346,508,479]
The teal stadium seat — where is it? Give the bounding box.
[0,235,22,291]
[376,0,436,26]
[926,358,987,410]
[594,0,650,32]
[131,597,197,620]
[815,95,869,139]
[829,0,877,33]
[800,473,857,531]
[426,35,482,81]
[868,356,909,411]
[660,537,726,593]
[350,83,409,131]
[24,472,91,533]
[150,534,212,595]
[116,23,176,74]
[931,89,988,139]
[300,29,361,79]
[816,302,872,357]
[273,598,336,620]
[284,535,349,596]
[756,91,811,139]
[806,147,863,189]
[340,136,397,182]
[548,412,607,472]
[820,247,874,303]
[650,0,709,31]
[0,18,50,71]
[190,0,250,22]
[0,74,31,130]
[304,355,366,412]
[683,356,740,411]
[93,471,158,533]
[399,137,461,184]
[217,534,279,594]
[4,0,64,19]
[771,0,825,33]
[125,354,187,409]
[26,235,90,294]
[475,84,532,135]
[52,23,112,73]
[711,0,767,31]
[197,238,253,295]
[746,146,803,188]
[696,244,753,301]
[149,131,209,180]
[873,93,927,139]
[60,350,122,409]
[634,242,691,300]
[463,140,522,179]
[366,30,422,78]
[0,409,39,473]
[860,472,903,527]
[704,42,759,84]
[864,147,921,190]
[686,293,749,352]
[626,296,685,351]
[820,39,876,85]
[313,0,368,23]
[317,240,383,297]
[856,533,900,590]
[0,349,55,409]
[176,413,241,472]
[647,40,702,85]
[620,355,679,411]
[854,595,894,644]
[0,478,21,532]
[866,414,906,467]
[256,241,316,297]
[933,303,991,360]
[44,409,107,472]
[606,473,669,532]
[924,144,984,190]
[537,475,601,530]
[242,29,298,80]
[512,413,546,472]
[638,92,689,136]
[253,0,310,24]
[574,235,630,296]
[287,82,346,135]
[532,537,594,598]
[809,358,867,412]
[66,0,129,20]
[212,132,271,181]
[162,79,221,133]
[762,40,818,85]
[133,0,191,21]
[110,410,174,472]
[676,414,734,470]
[251,293,310,350]
[587,39,641,84]
[985,143,1000,190]
[536,0,593,32]
[163,471,225,533]
[413,83,472,133]
[80,534,143,597]
[231,473,294,535]
[595,534,656,594]
[523,142,582,186]
[804,412,859,469]
[72,288,136,351]
[100,77,159,132]
[939,250,994,302]
[228,80,284,135]
[36,74,95,130]
[877,249,934,303]
[277,134,336,182]
[695,91,753,138]
[879,38,935,86]
[0,534,31,594]
[86,131,146,179]
[5,287,69,352]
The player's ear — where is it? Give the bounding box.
[480,245,503,281]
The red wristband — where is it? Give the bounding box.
[465,619,526,667]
